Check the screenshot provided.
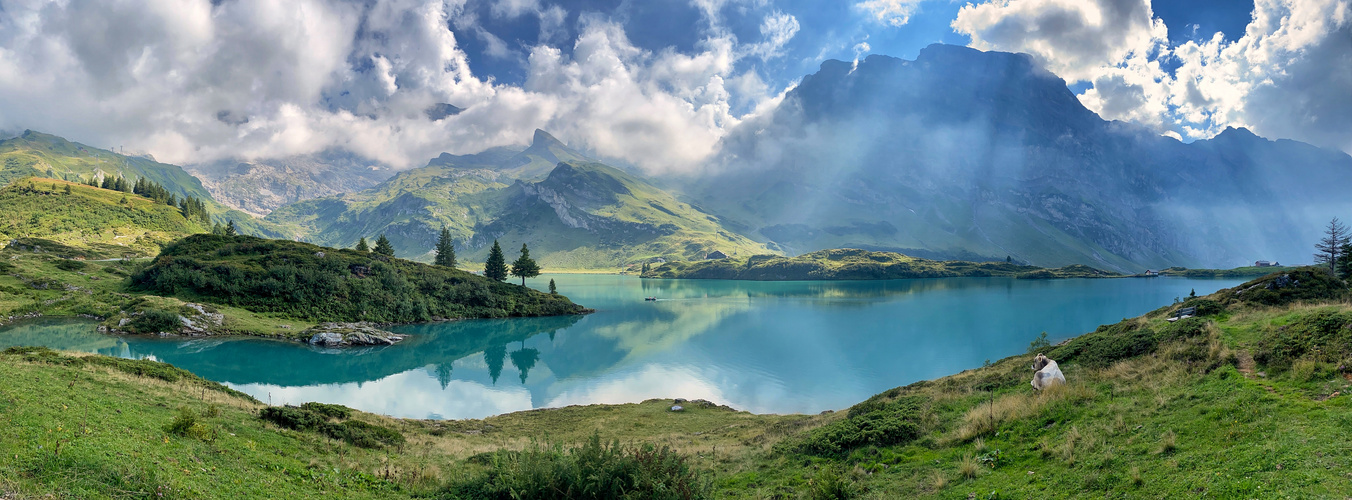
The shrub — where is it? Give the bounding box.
[125,309,181,334]
[808,467,859,500]
[442,433,708,500]
[1254,310,1352,371]
[800,397,925,457]
[259,403,403,449]
[1051,320,1158,368]
[165,407,217,441]
[54,259,87,271]
[301,402,352,419]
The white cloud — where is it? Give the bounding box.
[856,0,926,27]
[952,0,1352,153]
[0,0,793,173]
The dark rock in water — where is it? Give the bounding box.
[302,322,404,347]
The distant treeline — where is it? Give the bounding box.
[82,174,212,227]
[131,235,587,323]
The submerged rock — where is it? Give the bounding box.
[302,322,404,347]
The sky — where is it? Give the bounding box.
[0,0,1347,172]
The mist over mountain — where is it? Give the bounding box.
[184,151,396,216]
[680,44,1352,271]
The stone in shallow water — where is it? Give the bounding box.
[309,332,344,346]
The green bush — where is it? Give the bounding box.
[808,467,859,500]
[259,403,403,449]
[125,309,181,334]
[54,259,87,271]
[1255,310,1352,371]
[799,397,925,457]
[164,406,217,441]
[442,433,708,500]
[301,402,352,419]
[1051,320,1158,368]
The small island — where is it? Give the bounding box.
[640,248,1120,281]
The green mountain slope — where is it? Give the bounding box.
[0,130,290,238]
[267,132,770,269]
[0,178,206,258]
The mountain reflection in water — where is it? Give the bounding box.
[0,274,1246,419]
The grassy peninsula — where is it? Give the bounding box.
[1,234,585,340]
[642,248,1120,280]
[2,268,1350,498]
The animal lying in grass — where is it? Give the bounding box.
[1031,354,1066,390]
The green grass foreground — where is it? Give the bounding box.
[643,248,1119,280]
[2,268,1352,498]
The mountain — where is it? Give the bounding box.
[267,132,769,268]
[0,130,291,238]
[184,151,395,216]
[681,44,1352,271]
[425,129,591,180]
[0,177,206,258]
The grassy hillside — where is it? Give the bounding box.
[643,248,1120,280]
[2,268,1350,498]
[130,234,587,323]
[0,130,291,238]
[268,160,771,270]
[0,178,206,258]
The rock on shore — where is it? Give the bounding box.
[303,323,404,347]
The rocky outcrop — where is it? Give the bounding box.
[302,323,405,347]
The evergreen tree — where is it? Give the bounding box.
[1006,255,1013,263]
[433,227,457,267]
[101,176,114,190]
[355,237,370,252]
[211,222,224,235]
[373,234,395,256]
[484,240,509,282]
[224,220,237,236]
[63,184,72,195]
[510,243,540,285]
[1338,247,1352,280]
[87,177,100,188]
[1315,217,1348,272]
[548,279,557,295]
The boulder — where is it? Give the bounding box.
[309,332,344,346]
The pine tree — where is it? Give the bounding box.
[484,240,508,282]
[101,176,114,190]
[1338,246,1352,279]
[511,243,541,286]
[63,184,72,195]
[211,222,224,235]
[355,237,370,252]
[373,234,395,256]
[434,227,457,268]
[1315,217,1348,272]
[225,220,237,236]
[548,279,557,295]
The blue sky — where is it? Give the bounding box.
[0,0,1345,171]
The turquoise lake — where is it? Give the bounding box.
[0,274,1246,419]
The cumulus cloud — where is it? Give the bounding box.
[952,0,1352,153]
[855,0,926,26]
[0,0,798,173]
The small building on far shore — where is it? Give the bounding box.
[705,250,728,260]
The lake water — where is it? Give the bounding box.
[0,275,1245,419]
